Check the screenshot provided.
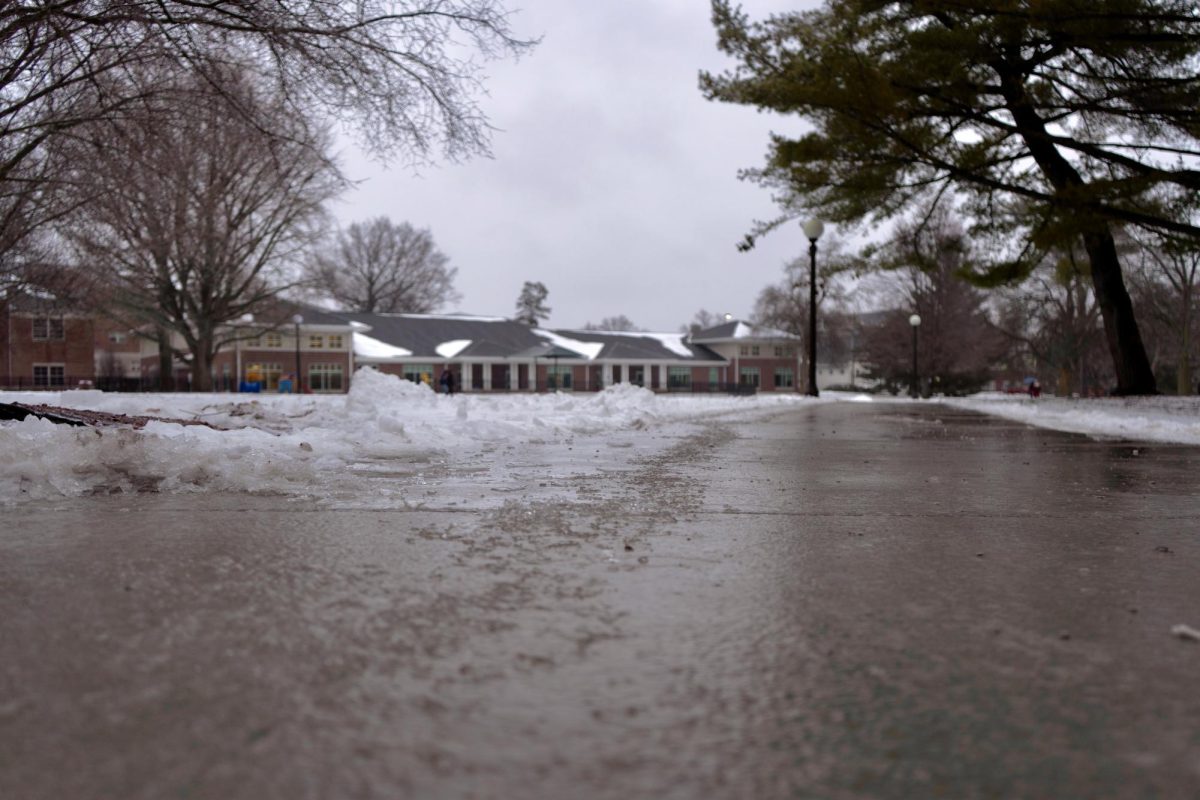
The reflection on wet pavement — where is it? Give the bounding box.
[1,403,1197,799]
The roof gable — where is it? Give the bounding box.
[690,319,799,342]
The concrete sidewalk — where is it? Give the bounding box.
[1,402,1197,799]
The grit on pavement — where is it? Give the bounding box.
[2,401,1198,799]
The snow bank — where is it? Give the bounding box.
[941,393,1200,445]
[5,376,1198,504]
[0,368,814,503]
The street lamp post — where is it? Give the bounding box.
[909,313,922,398]
[292,313,303,393]
[802,219,824,397]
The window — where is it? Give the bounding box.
[403,364,434,385]
[709,367,720,387]
[668,366,691,389]
[739,366,760,387]
[308,334,324,348]
[309,363,344,392]
[774,345,783,357]
[750,345,760,356]
[327,334,344,349]
[33,364,65,387]
[32,317,65,341]
[245,362,283,390]
[546,365,573,390]
[263,332,282,348]
[108,331,127,344]
[739,345,749,356]
[774,368,795,388]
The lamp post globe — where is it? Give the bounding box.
[802,219,824,397]
[908,313,921,398]
[292,314,304,393]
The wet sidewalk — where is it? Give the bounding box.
[1,402,1198,799]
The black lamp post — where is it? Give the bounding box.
[802,219,824,397]
[909,313,921,398]
[292,313,303,393]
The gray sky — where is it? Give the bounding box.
[335,0,816,332]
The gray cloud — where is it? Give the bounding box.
[336,0,818,331]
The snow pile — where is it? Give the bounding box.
[941,393,1200,445]
[4,373,1199,504]
[0,368,813,503]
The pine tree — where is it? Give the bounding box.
[703,1,1200,394]
[514,281,550,326]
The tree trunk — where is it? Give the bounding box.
[1179,314,1193,396]
[191,340,214,392]
[1081,229,1157,395]
[156,328,174,392]
[1057,367,1071,397]
[1000,70,1157,395]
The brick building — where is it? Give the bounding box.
[1,296,96,389]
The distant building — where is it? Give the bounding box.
[1,294,96,389]
[2,303,809,395]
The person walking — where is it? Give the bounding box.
[439,367,455,395]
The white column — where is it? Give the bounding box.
[462,362,473,391]
[482,363,492,391]
[529,360,537,392]
[642,363,652,388]
[509,362,518,391]
[602,363,613,387]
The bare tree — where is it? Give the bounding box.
[69,63,344,391]
[0,1,532,280]
[681,309,726,336]
[305,218,459,313]
[997,250,1111,397]
[514,281,550,326]
[1129,230,1200,395]
[583,315,640,332]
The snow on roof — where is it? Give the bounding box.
[631,332,693,358]
[533,330,605,360]
[736,321,796,339]
[692,319,799,341]
[353,332,412,359]
[435,339,472,358]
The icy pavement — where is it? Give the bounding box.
[2,402,1197,799]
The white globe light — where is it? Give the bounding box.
[802,219,825,241]
[909,314,922,327]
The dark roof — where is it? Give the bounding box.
[327,312,727,362]
[692,320,740,340]
[512,342,589,359]
[338,312,546,359]
[291,304,358,327]
[554,330,722,362]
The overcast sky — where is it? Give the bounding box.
[335,0,818,332]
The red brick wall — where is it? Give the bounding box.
[3,313,95,386]
[732,357,799,391]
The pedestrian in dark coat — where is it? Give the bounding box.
[439,367,455,395]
